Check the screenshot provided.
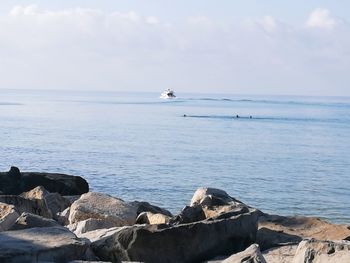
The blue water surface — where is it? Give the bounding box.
[0,89,349,224]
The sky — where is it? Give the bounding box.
[0,1,350,96]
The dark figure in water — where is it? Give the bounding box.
[236,115,239,118]
[183,114,187,117]
[250,116,252,119]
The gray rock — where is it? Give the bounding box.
[0,195,52,218]
[135,212,171,225]
[262,244,298,263]
[10,212,60,230]
[190,188,237,207]
[171,187,251,225]
[89,209,259,263]
[0,166,89,195]
[292,239,350,263]
[68,218,118,235]
[69,192,137,226]
[170,205,206,225]
[0,202,20,231]
[21,186,71,220]
[0,226,91,262]
[57,207,71,225]
[221,244,266,263]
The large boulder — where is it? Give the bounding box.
[171,187,251,225]
[190,187,240,207]
[0,166,89,195]
[88,209,259,263]
[0,226,92,262]
[68,192,138,226]
[21,186,71,220]
[220,244,266,263]
[10,212,60,230]
[0,202,20,231]
[0,195,52,218]
[257,214,350,250]
[292,239,350,263]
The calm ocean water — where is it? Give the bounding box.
[0,89,349,224]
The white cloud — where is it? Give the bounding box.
[0,5,349,95]
[260,16,278,33]
[306,8,337,29]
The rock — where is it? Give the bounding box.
[0,166,89,195]
[0,202,20,231]
[21,186,71,220]
[0,167,21,195]
[135,212,171,225]
[170,205,206,225]
[292,239,350,263]
[10,212,60,230]
[0,226,92,262]
[68,218,118,236]
[191,188,234,206]
[79,227,122,243]
[64,195,81,204]
[258,214,350,250]
[130,201,173,217]
[220,244,266,263]
[69,192,138,226]
[262,245,298,263]
[57,207,71,225]
[189,187,251,221]
[257,227,302,251]
[89,209,259,263]
[169,188,251,225]
[0,195,52,218]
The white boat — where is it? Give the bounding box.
[160,89,176,99]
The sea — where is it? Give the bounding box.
[0,89,349,224]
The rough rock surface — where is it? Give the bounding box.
[292,239,350,263]
[262,245,298,263]
[170,188,252,226]
[21,186,71,219]
[0,195,52,218]
[221,244,266,263]
[10,212,60,230]
[0,202,20,231]
[69,192,138,226]
[57,207,71,225]
[190,188,237,206]
[0,166,89,195]
[190,187,251,220]
[89,209,259,263]
[170,205,206,225]
[68,218,118,235]
[0,226,91,262]
[257,214,350,250]
[135,211,171,225]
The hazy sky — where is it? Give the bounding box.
[0,1,349,96]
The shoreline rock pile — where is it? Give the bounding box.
[0,167,349,262]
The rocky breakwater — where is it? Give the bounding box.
[0,167,350,263]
